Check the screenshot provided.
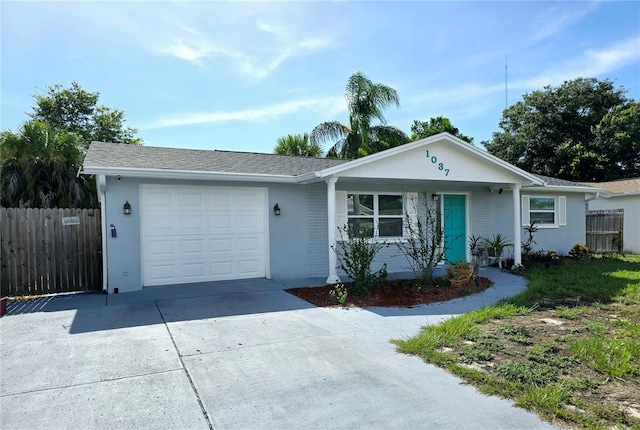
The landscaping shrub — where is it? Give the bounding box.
[333,226,387,296]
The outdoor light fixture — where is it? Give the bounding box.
[123,201,131,215]
[431,194,439,202]
[273,203,281,216]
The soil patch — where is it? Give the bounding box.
[286,277,492,308]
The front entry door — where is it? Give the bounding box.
[443,194,466,262]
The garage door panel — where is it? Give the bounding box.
[210,238,233,252]
[208,193,231,209]
[144,215,177,235]
[179,192,205,208]
[181,262,206,279]
[179,214,206,233]
[211,261,234,277]
[141,185,267,287]
[238,259,262,276]
[210,215,232,230]
[237,214,261,230]
[145,191,174,208]
[236,192,263,209]
[148,239,177,257]
[237,237,261,252]
[146,263,179,283]
[180,239,205,255]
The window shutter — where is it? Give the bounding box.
[558,196,566,226]
[335,191,348,241]
[404,192,419,237]
[521,195,530,226]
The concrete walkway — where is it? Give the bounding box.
[0,267,557,430]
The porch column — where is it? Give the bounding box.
[512,184,522,266]
[326,177,341,284]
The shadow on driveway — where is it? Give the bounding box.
[3,278,322,334]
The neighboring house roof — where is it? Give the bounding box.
[585,178,640,196]
[83,141,349,181]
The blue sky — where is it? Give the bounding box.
[2,1,639,154]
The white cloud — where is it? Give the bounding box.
[527,2,599,44]
[519,37,640,89]
[152,17,335,77]
[154,40,212,63]
[142,96,345,129]
[408,83,505,118]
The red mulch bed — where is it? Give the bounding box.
[286,277,493,308]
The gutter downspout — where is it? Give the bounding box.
[585,192,601,203]
[97,175,108,293]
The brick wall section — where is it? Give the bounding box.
[469,191,491,240]
[306,183,329,277]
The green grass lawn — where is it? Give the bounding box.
[394,255,640,429]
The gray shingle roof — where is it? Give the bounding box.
[533,174,597,188]
[584,178,640,194]
[83,142,349,176]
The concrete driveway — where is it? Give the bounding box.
[0,268,557,429]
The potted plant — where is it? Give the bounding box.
[483,234,512,267]
[447,260,474,287]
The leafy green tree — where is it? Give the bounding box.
[30,82,141,148]
[0,121,94,208]
[593,101,640,179]
[1,82,142,208]
[310,72,407,158]
[273,133,323,157]
[483,78,633,181]
[410,116,473,143]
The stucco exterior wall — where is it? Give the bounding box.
[104,176,142,293]
[102,175,591,293]
[523,191,586,255]
[588,195,640,254]
[102,177,328,292]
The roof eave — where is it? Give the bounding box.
[527,184,604,193]
[81,166,297,183]
[310,133,545,185]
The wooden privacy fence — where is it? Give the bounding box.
[586,209,624,253]
[1,208,102,297]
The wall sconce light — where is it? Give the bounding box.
[123,201,132,215]
[273,203,281,216]
[431,194,439,202]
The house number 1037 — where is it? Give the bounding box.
[425,150,450,176]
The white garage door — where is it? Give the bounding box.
[140,185,267,287]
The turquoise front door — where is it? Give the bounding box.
[443,194,466,262]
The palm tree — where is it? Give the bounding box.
[310,72,408,158]
[273,133,323,157]
[0,120,95,208]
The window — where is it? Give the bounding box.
[347,193,403,238]
[530,197,555,224]
[522,195,566,227]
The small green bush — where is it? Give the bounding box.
[569,243,590,260]
[334,226,387,296]
[329,283,348,305]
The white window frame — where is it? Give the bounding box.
[521,195,566,228]
[344,192,405,240]
[347,191,406,240]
